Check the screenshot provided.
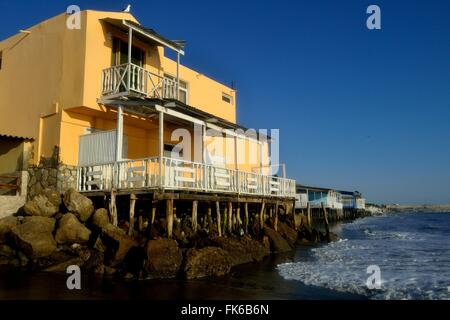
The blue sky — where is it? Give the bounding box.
[1,0,450,204]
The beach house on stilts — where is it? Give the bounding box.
[0,10,296,236]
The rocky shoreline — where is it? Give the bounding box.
[0,188,339,280]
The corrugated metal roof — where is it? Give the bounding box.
[0,133,33,140]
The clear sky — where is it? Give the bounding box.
[1,0,450,204]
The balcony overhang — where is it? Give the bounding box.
[97,96,272,142]
[101,18,185,55]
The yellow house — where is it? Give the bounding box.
[0,10,295,202]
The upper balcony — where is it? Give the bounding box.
[100,18,186,101]
[101,63,179,100]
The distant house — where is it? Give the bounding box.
[340,191,366,210]
[295,184,343,210]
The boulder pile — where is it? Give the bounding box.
[0,189,337,279]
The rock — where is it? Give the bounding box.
[22,216,56,233]
[0,216,20,242]
[55,213,91,245]
[63,188,94,222]
[263,227,292,253]
[92,208,109,228]
[44,257,84,272]
[329,232,339,242]
[146,238,182,278]
[101,223,137,266]
[41,188,62,208]
[0,244,14,257]
[83,249,105,273]
[183,247,232,279]
[10,217,57,258]
[24,194,58,217]
[262,236,270,256]
[211,236,266,266]
[277,222,298,246]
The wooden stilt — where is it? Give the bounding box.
[259,201,266,229]
[223,207,228,235]
[109,189,118,226]
[138,210,144,232]
[192,200,198,233]
[208,206,213,233]
[322,203,330,242]
[244,202,249,234]
[215,201,222,237]
[166,198,174,238]
[236,204,241,234]
[227,202,233,234]
[307,202,311,227]
[151,205,157,225]
[274,202,279,232]
[128,194,136,236]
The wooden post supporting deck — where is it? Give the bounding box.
[307,202,311,227]
[215,201,222,237]
[192,200,198,233]
[151,205,157,225]
[207,206,213,233]
[128,194,136,236]
[274,202,279,232]
[227,202,233,234]
[166,198,174,238]
[244,203,249,234]
[109,189,118,226]
[322,203,330,242]
[260,201,266,229]
[236,205,242,233]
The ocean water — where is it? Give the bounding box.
[278,212,450,300]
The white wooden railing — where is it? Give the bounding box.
[101,63,177,99]
[77,156,296,198]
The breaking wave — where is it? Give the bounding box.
[277,213,450,300]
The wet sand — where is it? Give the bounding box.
[0,238,365,300]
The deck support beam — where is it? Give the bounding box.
[128,193,136,236]
[227,202,233,234]
[244,202,249,234]
[259,201,265,229]
[192,200,198,233]
[216,201,222,237]
[109,189,118,226]
[166,198,174,238]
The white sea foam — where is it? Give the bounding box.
[278,213,450,300]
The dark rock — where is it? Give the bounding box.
[55,213,91,245]
[210,236,266,266]
[101,223,137,266]
[24,194,58,217]
[183,247,232,279]
[277,222,298,246]
[83,249,105,274]
[0,216,20,242]
[263,227,292,253]
[44,257,84,272]
[40,188,62,208]
[121,246,148,279]
[92,208,109,228]
[262,236,270,256]
[147,238,182,278]
[63,188,94,222]
[10,217,57,258]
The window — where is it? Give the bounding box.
[0,51,2,70]
[164,74,189,104]
[222,92,233,104]
[111,38,145,67]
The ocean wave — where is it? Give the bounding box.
[277,213,450,300]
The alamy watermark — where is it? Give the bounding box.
[366,5,381,30]
[366,265,382,290]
